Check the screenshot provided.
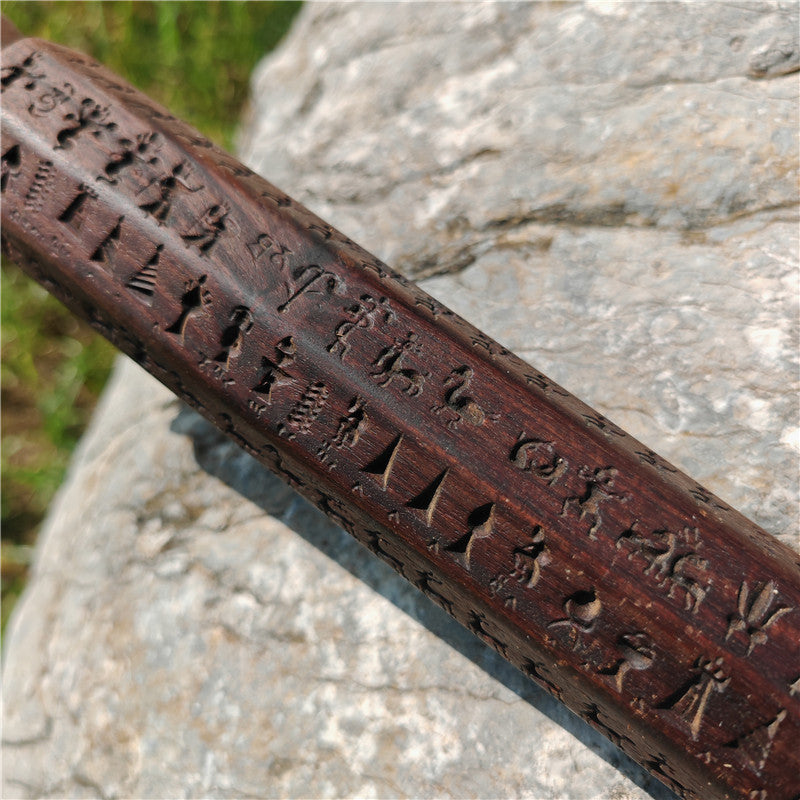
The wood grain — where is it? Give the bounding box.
[2,34,799,800]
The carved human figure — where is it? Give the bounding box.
[55,97,118,150]
[137,161,204,222]
[658,656,730,740]
[334,396,368,448]
[98,132,160,184]
[561,466,628,539]
[328,294,395,360]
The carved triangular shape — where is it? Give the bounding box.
[126,245,162,302]
[445,502,495,565]
[406,469,448,524]
[361,434,403,489]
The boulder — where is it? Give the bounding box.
[3,2,797,798]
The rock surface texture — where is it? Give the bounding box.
[3,2,798,799]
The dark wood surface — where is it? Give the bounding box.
[2,34,799,800]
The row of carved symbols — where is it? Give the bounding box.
[47,175,229,303]
[354,434,501,567]
[6,63,235,258]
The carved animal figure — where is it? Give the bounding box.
[371,333,429,396]
[433,365,490,428]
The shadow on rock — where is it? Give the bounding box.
[170,403,677,800]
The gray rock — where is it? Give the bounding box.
[3,2,798,799]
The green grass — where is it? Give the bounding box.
[1,1,302,635]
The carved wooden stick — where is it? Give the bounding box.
[2,29,798,800]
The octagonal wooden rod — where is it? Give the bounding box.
[2,27,799,800]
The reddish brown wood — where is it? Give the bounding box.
[2,33,799,800]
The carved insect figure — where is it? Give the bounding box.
[725,580,793,655]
